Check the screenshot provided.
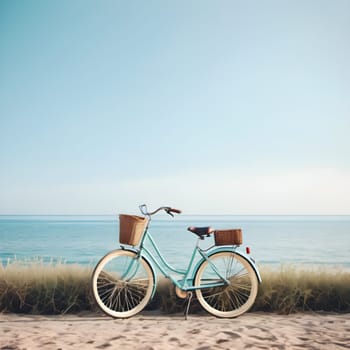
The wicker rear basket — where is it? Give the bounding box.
[119,214,148,246]
[214,229,242,246]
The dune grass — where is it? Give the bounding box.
[0,259,94,314]
[254,265,350,313]
[1,259,349,315]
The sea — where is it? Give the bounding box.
[1,215,350,270]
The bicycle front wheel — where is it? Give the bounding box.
[194,251,258,318]
[91,250,155,318]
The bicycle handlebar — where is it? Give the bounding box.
[168,208,181,214]
[139,204,182,217]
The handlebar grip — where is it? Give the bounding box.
[169,208,182,214]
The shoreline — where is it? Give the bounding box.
[1,311,349,350]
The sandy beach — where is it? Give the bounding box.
[0,311,349,350]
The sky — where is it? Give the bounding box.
[0,0,349,215]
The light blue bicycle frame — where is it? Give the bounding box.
[121,223,261,297]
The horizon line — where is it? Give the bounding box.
[1,213,350,217]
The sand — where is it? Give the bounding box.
[0,311,349,350]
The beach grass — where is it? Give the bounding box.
[255,265,350,313]
[1,259,349,315]
[0,259,94,314]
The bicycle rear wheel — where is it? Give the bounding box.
[194,251,258,318]
[91,250,155,318]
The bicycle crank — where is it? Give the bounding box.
[175,286,188,299]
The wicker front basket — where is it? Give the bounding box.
[214,229,242,246]
[119,214,148,246]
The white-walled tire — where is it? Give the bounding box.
[91,250,155,318]
[194,251,258,318]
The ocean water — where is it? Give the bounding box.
[1,215,350,269]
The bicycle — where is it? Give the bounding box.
[91,205,262,319]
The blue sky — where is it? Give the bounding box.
[1,0,349,214]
